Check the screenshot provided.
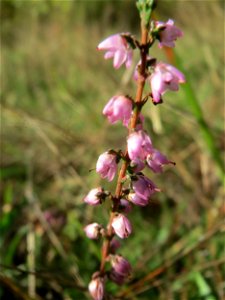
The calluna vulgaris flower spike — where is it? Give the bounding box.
[84,1,185,298]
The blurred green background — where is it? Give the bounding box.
[1,1,224,299]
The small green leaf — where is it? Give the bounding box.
[189,272,216,299]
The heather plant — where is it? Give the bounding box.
[1,1,224,300]
[83,1,186,299]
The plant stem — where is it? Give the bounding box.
[99,23,150,276]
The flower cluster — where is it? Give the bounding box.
[84,13,185,300]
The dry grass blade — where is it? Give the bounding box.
[117,221,224,298]
[0,264,87,292]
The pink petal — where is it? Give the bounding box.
[113,50,126,69]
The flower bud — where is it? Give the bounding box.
[97,33,133,69]
[88,276,105,300]
[84,187,103,206]
[112,214,132,239]
[110,255,131,276]
[84,223,102,240]
[103,95,132,126]
[96,151,118,182]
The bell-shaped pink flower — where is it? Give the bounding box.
[96,152,118,182]
[156,19,183,48]
[88,277,105,300]
[84,223,102,240]
[146,149,175,173]
[132,175,159,201]
[110,255,132,276]
[112,214,132,239]
[128,192,149,206]
[127,130,153,161]
[149,62,185,104]
[84,187,103,205]
[103,95,132,126]
[97,33,133,69]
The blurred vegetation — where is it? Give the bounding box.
[0,0,224,299]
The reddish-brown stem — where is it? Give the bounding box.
[99,24,150,276]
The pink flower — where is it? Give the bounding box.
[97,33,133,69]
[96,152,117,182]
[110,255,132,276]
[112,214,132,239]
[132,175,159,201]
[103,95,132,126]
[146,149,175,173]
[88,277,105,300]
[84,187,103,205]
[149,62,185,104]
[127,130,153,161]
[84,223,102,239]
[128,192,149,206]
[156,19,183,48]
